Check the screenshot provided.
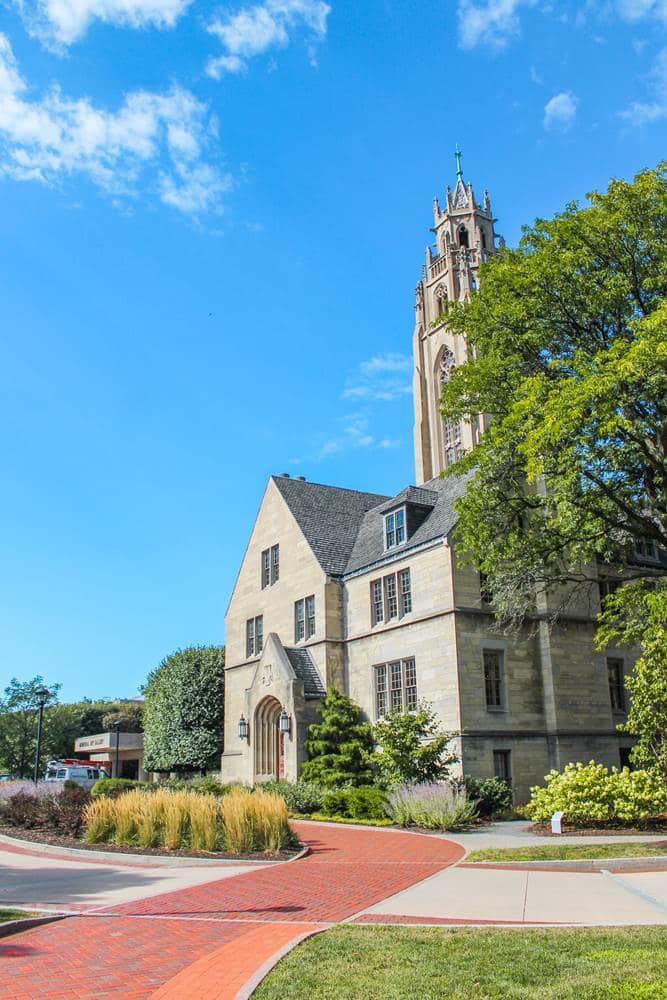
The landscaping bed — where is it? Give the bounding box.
[0,824,303,861]
[531,820,667,836]
[252,925,667,1000]
[466,841,667,863]
[0,908,38,925]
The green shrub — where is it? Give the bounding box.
[373,706,458,788]
[388,783,478,831]
[608,768,667,822]
[463,776,513,818]
[91,778,148,798]
[321,786,388,821]
[526,761,667,824]
[302,688,375,788]
[260,780,323,815]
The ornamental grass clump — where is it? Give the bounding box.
[388,782,478,831]
[84,787,290,854]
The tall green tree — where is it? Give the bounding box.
[301,688,374,788]
[439,163,667,770]
[0,676,60,777]
[143,646,225,773]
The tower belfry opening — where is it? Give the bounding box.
[412,148,502,484]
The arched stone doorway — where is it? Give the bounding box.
[254,696,284,782]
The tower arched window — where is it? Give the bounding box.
[458,225,469,249]
[439,349,461,467]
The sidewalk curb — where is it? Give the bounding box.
[0,831,309,868]
[460,856,667,872]
[235,926,328,1000]
[0,915,68,939]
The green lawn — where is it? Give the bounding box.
[253,925,667,1000]
[466,841,667,863]
[0,908,37,924]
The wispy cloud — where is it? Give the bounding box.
[620,46,667,124]
[206,0,330,78]
[543,90,578,130]
[457,0,534,49]
[13,0,191,48]
[311,413,401,462]
[457,0,667,49]
[341,352,412,402]
[0,33,230,215]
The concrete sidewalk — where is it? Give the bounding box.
[359,863,667,926]
[0,843,267,911]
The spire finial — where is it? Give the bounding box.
[454,143,463,182]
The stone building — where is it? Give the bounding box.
[221,155,637,801]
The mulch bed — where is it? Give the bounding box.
[530,820,667,836]
[0,825,304,861]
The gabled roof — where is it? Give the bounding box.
[272,475,388,576]
[284,647,326,699]
[343,472,473,576]
[271,470,473,580]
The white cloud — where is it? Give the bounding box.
[342,352,412,402]
[0,33,230,215]
[543,91,578,130]
[314,412,401,461]
[14,0,191,47]
[457,0,534,49]
[615,0,667,21]
[206,0,330,77]
[620,46,667,124]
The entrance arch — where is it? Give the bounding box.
[254,696,283,782]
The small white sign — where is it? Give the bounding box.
[551,811,564,834]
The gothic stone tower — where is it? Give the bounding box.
[413,149,502,484]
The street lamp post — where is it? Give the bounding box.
[112,721,121,778]
[33,686,50,783]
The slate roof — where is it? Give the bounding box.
[272,475,389,576]
[284,647,326,698]
[272,470,473,580]
[344,472,473,575]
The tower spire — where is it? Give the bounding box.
[454,143,463,183]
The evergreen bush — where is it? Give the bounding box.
[260,780,323,814]
[301,688,374,788]
[91,778,147,798]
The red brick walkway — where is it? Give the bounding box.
[0,821,463,1000]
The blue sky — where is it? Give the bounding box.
[1,0,665,703]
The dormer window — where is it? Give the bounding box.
[385,507,406,550]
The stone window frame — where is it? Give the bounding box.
[374,657,418,719]
[370,568,413,627]
[261,544,280,589]
[246,615,264,658]
[606,656,626,713]
[294,595,316,643]
[482,645,507,713]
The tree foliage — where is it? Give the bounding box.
[0,676,60,777]
[373,705,458,788]
[440,164,667,622]
[0,678,146,778]
[301,688,374,788]
[597,580,667,776]
[142,646,225,773]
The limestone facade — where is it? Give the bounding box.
[222,160,636,802]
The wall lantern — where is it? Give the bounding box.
[238,714,249,741]
[277,710,291,735]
